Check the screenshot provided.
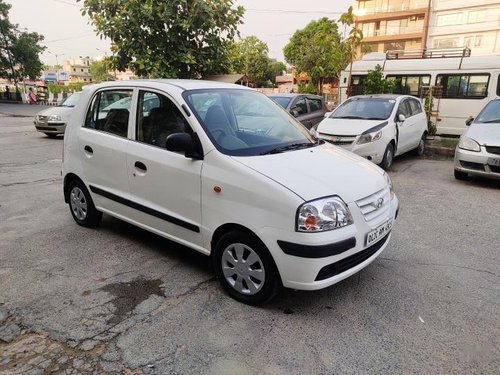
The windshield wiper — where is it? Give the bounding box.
[481,119,500,123]
[261,142,315,155]
[333,115,366,119]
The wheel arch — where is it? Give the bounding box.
[63,173,83,203]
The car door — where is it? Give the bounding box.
[395,99,415,154]
[289,96,312,128]
[125,89,203,247]
[79,88,134,217]
[306,96,326,127]
[408,98,427,146]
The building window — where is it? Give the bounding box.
[433,38,459,49]
[468,10,486,24]
[437,13,462,27]
[464,36,473,48]
[474,35,482,47]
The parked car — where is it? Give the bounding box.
[63,80,399,305]
[268,93,327,129]
[313,94,428,170]
[33,92,81,138]
[454,98,500,181]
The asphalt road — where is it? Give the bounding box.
[1,105,499,374]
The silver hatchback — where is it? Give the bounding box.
[454,98,500,180]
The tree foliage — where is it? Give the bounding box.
[363,65,394,94]
[0,0,45,81]
[283,7,362,94]
[90,59,114,82]
[80,0,244,79]
[229,36,285,87]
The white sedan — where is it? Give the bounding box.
[33,92,81,138]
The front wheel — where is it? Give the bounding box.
[68,180,102,227]
[213,231,281,305]
[414,134,426,156]
[380,143,395,170]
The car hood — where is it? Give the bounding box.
[466,123,500,145]
[233,143,387,203]
[36,106,74,120]
[317,118,388,136]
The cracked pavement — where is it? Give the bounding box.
[1,105,499,374]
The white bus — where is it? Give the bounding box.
[338,48,500,135]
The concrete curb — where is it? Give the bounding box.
[424,139,455,159]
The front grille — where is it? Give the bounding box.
[319,133,357,146]
[485,146,500,155]
[36,126,57,131]
[315,232,390,281]
[460,161,484,171]
[355,187,391,226]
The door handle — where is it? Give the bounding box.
[84,145,93,154]
[134,161,147,172]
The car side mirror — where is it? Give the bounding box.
[166,132,202,159]
[398,114,406,122]
[290,109,299,117]
[465,116,474,126]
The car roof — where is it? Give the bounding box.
[268,93,322,99]
[82,79,255,92]
[349,94,411,100]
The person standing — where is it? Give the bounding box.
[4,86,10,100]
[28,87,37,104]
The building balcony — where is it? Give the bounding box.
[355,8,428,22]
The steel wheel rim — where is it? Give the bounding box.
[70,187,88,221]
[386,147,393,167]
[221,243,265,295]
[418,139,424,154]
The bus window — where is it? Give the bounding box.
[436,74,489,99]
[386,75,431,97]
[350,75,366,96]
[496,75,500,96]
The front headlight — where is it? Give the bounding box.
[356,130,382,145]
[48,115,62,121]
[458,136,480,152]
[297,196,353,232]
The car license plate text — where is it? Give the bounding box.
[366,219,393,247]
[488,157,500,167]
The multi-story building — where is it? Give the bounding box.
[354,0,432,57]
[428,0,500,55]
[354,0,500,58]
[63,56,93,83]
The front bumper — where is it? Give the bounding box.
[34,120,66,135]
[454,147,500,180]
[319,135,385,164]
[260,193,399,291]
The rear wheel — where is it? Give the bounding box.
[380,143,394,170]
[68,180,102,227]
[454,169,469,180]
[213,231,281,305]
[414,134,426,156]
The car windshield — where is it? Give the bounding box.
[183,89,317,156]
[475,100,500,123]
[59,92,81,107]
[269,96,292,109]
[331,98,396,120]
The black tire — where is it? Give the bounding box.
[213,231,281,305]
[68,180,102,227]
[380,142,395,171]
[414,134,426,156]
[454,169,469,181]
[45,133,58,138]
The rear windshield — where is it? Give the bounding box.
[332,98,396,120]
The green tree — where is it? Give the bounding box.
[284,7,362,95]
[363,65,394,94]
[80,0,244,79]
[0,0,45,81]
[229,36,284,87]
[90,59,114,82]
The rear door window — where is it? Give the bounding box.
[307,97,323,113]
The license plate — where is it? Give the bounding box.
[366,219,393,247]
[488,158,500,166]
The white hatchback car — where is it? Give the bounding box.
[62,80,399,305]
[454,98,500,180]
[314,94,428,170]
[33,92,81,138]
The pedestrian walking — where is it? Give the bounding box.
[28,87,37,105]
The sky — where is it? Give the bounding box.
[6,0,353,66]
